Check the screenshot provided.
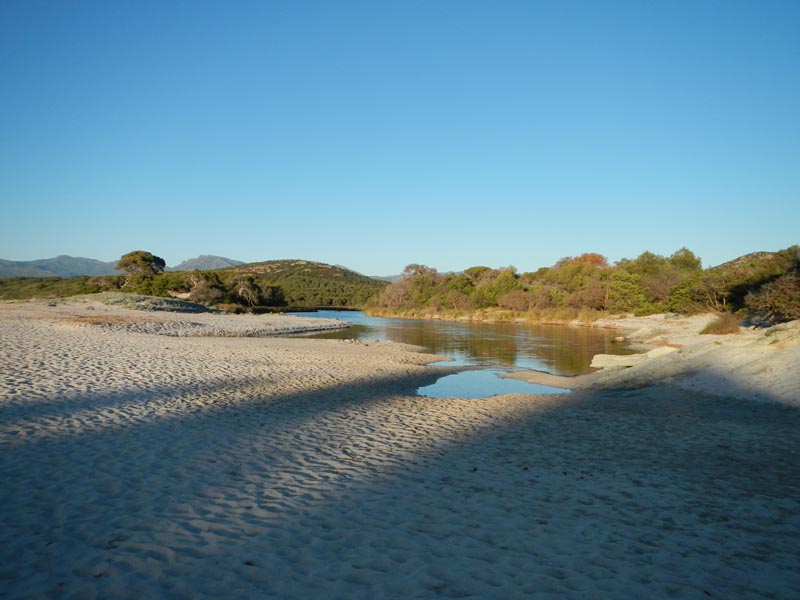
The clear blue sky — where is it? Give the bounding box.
[1,1,798,274]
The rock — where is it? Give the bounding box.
[591,354,647,368]
[590,345,679,369]
[591,355,624,369]
[645,346,679,359]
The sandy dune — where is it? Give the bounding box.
[1,301,799,598]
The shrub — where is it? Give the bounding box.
[607,271,650,313]
[745,272,800,323]
[700,313,741,335]
[497,290,532,311]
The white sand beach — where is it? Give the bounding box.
[1,299,799,599]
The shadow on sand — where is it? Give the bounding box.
[1,366,798,599]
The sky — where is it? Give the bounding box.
[1,0,798,275]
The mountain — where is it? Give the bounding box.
[371,274,403,283]
[168,255,245,271]
[0,254,246,278]
[332,265,401,283]
[0,256,118,278]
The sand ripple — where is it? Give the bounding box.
[1,301,799,598]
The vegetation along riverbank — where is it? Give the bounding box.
[1,245,797,326]
[366,245,800,326]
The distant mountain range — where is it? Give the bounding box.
[166,255,245,272]
[0,255,245,278]
[0,256,119,278]
[372,274,403,283]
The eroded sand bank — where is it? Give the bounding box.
[1,301,799,599]
[508,314,800,407]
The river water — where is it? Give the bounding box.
[290,310,634,398]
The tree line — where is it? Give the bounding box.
[368,246,800,323]
[2,247,797,322]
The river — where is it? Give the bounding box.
[290,310,634,398]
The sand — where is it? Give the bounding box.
[1,300,799,599]
[509,314,800,407]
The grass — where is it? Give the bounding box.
[700,313,742,335]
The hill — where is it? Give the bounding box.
[698,249,799,318]
[709,251,776,271]
[0,256,118,278]
[168,255,244,271]
[226,259,387,307]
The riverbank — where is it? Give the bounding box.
[2,300,799,598]
[507,313,800,406]
[366,306,609,327]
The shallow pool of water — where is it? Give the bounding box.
[290,310,631,398]
[417,369,567,399]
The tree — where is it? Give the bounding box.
[669,247,702,272]
[117,251,166,276]
[642,267,683,302]
[620,249,701,305]
[441,289,474,311]
[402,264,439,279]
[498,290,532,311]
[492,267,522,297]
[743,247,800,322]
[555,253,608,269]
[375,279,412,309]
[447,274,475,295]
[607,271,651,313]
[259,285,286,307]
[232,275,263,307]
[464,266,493,282]
[617,251,667,276]
[401,264,442,308]
[186,271,224,305]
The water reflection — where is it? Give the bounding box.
[417,370,567,399]
[290,311,633,376]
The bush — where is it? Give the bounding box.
[607,271,650,313]
[700,313,741,335]
[497,290,532,311]
[745,272,800,323]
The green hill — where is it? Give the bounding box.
[224,259,387,308]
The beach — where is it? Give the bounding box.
[1,299,799,599]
